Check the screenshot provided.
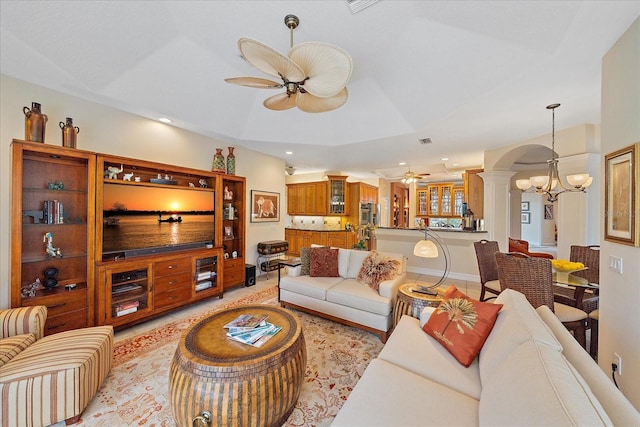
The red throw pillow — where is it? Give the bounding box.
[309,247,340,277]
[423,285,503,367]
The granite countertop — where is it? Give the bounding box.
[285,227,349,232]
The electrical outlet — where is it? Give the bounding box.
[609,256,623,274]
[613,353,622,376]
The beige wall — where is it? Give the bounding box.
[600,17,640,410]
[0,75,286,308]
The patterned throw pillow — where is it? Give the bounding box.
[423,285,503,367]
[300,247,311,276]
[309,247,340,277]
[357,251,400,291]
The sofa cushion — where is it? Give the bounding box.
[379,315,482,400]
[338,248,352,278]
[423,285,503,367]
[309,247,339,277]
[332,358,479,427]
[299,247,311,275]
[536,305,640,427]
[479,289,562,384]
[357,251,400,291]
[326,279,392,316]
[479,340,613,426]
[0,333,36,367]
[279,275,344,300]
[345,249,370,278]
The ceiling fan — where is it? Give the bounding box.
[400,167,430,184]
[225,14,353,113]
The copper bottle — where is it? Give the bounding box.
[59,117,80,148]
[23,102,48,142]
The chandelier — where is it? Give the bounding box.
[516,103,593,202]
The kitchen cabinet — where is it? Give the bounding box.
[327,175,349,215]
[463,168,484,219]
[284,229,354,256]
[427,184,454,216]
[287,182,327,216]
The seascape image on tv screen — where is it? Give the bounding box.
[103,184,215,256]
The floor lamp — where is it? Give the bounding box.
[412,228,451,295]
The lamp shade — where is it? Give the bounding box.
[567,173,591,188]
[530,175,549,188]
[516,179,532,190]
[414,239,438,258]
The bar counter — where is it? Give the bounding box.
[375,227,487,281]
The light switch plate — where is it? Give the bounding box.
[609,256,623,274]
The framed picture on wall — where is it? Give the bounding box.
[521,212,530,224]
[605,142,640,246]
[544,204,553,220]
[521,201,530,211]
[251,190,280,222]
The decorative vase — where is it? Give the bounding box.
[212,148,225,173]
[226,147,236,175]
[59,117,80,148]
[23,102,48,143]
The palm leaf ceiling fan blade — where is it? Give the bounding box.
[296,87,348,113]
[224,77,283,89]
[226,15,352,113]
[264,93,298,111]
[289,42,353,98]
[238,38,305,82]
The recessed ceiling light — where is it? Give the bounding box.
[399,162,407,166]
[286,151,293,155]
[441,157,449,161]
[452,163,459,167]
[158,117,172,123]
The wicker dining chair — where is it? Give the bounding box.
[495,252,588,348]
[473,239,501,301]
[553,245,600,313]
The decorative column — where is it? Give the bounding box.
[478,171,515,251]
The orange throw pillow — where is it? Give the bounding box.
[423,285,503,367]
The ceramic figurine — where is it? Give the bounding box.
[21,278,41,298]
[43,232,62,258]
[123,172,134,181]
[105,164,124,179]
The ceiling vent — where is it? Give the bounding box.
[346,0,379,14]
[419,138,432,144]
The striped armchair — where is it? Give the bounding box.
[0,306,114,427]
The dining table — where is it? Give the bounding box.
[553,271,599,311]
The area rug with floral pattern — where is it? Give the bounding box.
[71,285,383,427]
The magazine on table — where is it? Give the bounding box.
[223,313,268,333]
[227,322,281,347]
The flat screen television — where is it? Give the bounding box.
[102,183,215,260]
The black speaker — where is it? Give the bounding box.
[245,264,256,287]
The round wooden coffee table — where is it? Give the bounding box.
[169,305,306,427]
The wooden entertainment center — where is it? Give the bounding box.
[10,140,246,332]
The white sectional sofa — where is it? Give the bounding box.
[332,288,639,426]
[279,248,406,342]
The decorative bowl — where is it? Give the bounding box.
[551,259,587,282]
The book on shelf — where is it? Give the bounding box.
[116,300,140,311]
[195,281,213,291]
[42,200,65,224]
[223,313,268,331]
[197,271,213,280]
[116,306,137,316]
[227,322,281,347]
